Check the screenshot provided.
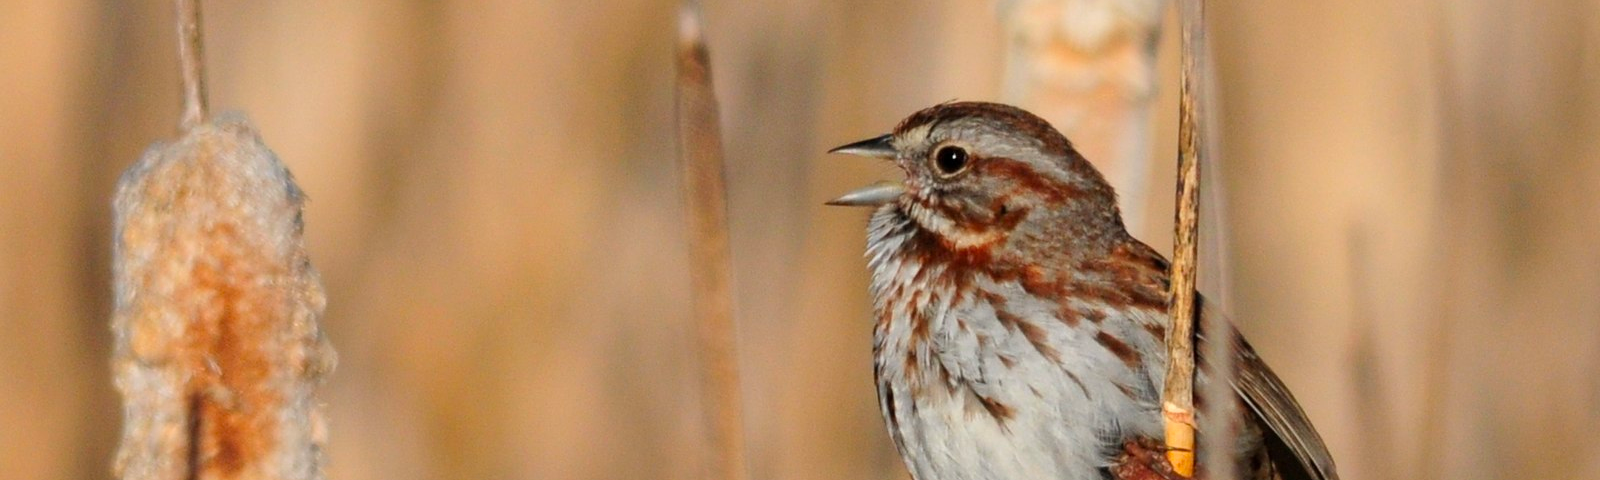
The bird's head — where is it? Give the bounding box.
[829,101,1125,254]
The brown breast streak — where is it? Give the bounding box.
[1072,241,1171,312]
[1095,330,1144,368]
[886,193,1185,415]
[1065,370,1093,399]
[1013,316,1063,363]
[967,383,1016,426]
[1143,323,1168,341]
[1020,265,1101,329]
[997,353,1017,368]
[900,219,1175,375]
[903,348,919,380]
[1084,309,1108,324]
[907,289,930,346]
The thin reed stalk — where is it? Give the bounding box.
[1161,0,1206,476]
[175,0,207,130]
[674,4,749,480]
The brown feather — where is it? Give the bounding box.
[1198,309,1340,480]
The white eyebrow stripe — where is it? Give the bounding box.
[898,124,932,144]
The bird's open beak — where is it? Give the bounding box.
[827,134,905,207]
[826,181,905,207]
[828,134,897,159]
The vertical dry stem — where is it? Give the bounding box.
[112,2,334,479]
[176,0,208,130]
[674,4,749,480]
[1162,0,1205,476]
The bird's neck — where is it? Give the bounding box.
[867,202,1170,312]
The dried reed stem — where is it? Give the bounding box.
[997,0,1166,233]
[674,4,749,480]
[176,0,208,130]
[1162,0,1206,476]
[111,2,334,479]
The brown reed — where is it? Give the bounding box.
[1162,0,1207,476]
[675,3,749,480]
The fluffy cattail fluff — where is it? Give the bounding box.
[111,114,335,480]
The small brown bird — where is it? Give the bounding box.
[828,102,1337,480]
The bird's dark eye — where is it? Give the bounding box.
[933,145,969,176]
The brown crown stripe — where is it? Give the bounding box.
[893,102,1075,158]
[1095,330,1143,368]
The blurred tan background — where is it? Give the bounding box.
[2,1,1598,479]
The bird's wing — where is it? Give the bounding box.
[1198,314,1339,480]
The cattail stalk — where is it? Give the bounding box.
[111,1,335,479]
[1162,0,1206,477]
[176,0,208,130]
[674,4,749,480]
[997,0,1166,234]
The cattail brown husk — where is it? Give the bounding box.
[111,115,335,480]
